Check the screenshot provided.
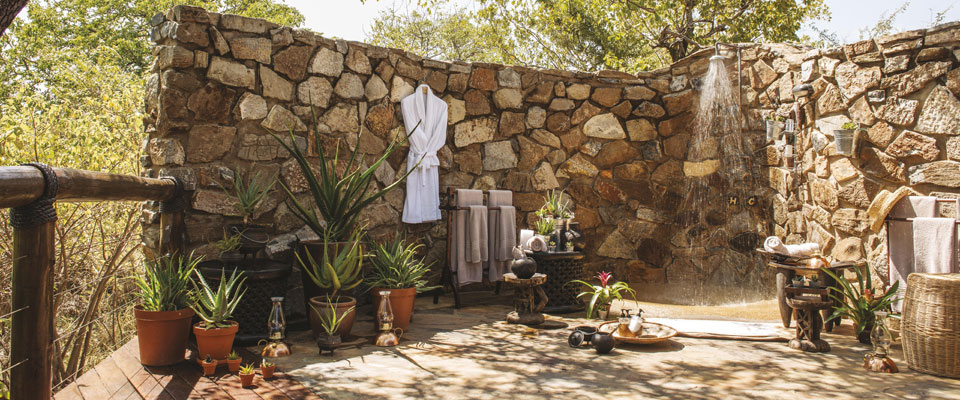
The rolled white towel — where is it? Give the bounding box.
[526,236,548,252]
[764,236,820,257]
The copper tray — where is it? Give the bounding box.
[598,321,678,344]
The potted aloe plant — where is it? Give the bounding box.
[269,110,418,312]
[238,363,256,387]
[570,272,637,320]
[223,169,276,251]
[225,350,242,373]
[134,253,200,366]
[192,268,247,360]
[822,265,899,344]
[314,296,356,355]
[297,227,364,338]
[366,236,439,332]
[260,359,276,379]
[210,230,243,264]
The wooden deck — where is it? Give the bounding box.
[54,337,322,400]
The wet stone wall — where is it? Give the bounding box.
[140,5,960,304]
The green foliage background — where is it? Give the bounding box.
[0,0,303,390]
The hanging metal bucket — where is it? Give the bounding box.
[834,129,856,155]
[766,120,783,142]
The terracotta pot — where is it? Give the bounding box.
[227,358,242,373]
[308,296,356,338]
[134,306,195,366]
[371,287,417,332]
[260,365,276,379]
[239,372,255,387]
[193,321,239,360]
[201,360,218,376]
[296,240,352,313]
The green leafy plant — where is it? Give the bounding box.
[239,363,255,375]
[261,359,274,368]
[224,170,276,224]
[841,121,861,131]
[821,266,899,335]
[312,295,357,336]
[365,235,440,293]
[227,350,240,361]
[210,230,242,256]
[766,113,786,122]
[192,268,247,329]
[537,189,572,219]
[295,227,364,299]
[534,217,556,236]
[269,107,420,241]
[135,253,201,312]
[570,272,637,319]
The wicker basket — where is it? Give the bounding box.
[901,273,960,378]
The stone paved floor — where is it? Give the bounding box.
[263,292,960,400]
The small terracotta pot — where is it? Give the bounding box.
[193,321,239,361]
[134,306,195,366]
[239,372,255,387]
[308,296,356,338]
[226,357,242,373]
[201,360,217,376]
[371,287,416,332]
[260,365,276,379]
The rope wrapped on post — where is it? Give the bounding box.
[9,162,58,228]
[157,176,186,213]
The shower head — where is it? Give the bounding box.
[710,43,724,61]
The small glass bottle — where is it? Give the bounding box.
[871,311,893,357]
[267,297,286,341]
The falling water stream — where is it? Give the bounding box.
[660,51,774,309]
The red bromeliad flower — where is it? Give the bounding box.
[863,288,873,301]
[596,271,612,287]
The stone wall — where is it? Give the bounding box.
[141,5,960,304]
[756,23,960,286]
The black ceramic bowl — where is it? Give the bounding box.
[574,325,598,343]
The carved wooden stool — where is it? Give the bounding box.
[503,273,548,326]
[785,286,833,352]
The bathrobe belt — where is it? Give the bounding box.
[408,150,439,185]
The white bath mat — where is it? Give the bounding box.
[647,318,789,342]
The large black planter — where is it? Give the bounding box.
[198,259,291,345]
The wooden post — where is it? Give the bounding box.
[9,163,58,400]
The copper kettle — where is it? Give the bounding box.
[259,339,291,358]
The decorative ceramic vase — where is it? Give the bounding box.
[134,306,194,366]
[193,321,239,361]
[509,250,537,279]
[592,332,615,354]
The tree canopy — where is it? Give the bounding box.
[368,0,830,73]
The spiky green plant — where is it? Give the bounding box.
[821,265,899,335]
[227,350,240,360]
[311,295,357,336]
[239,363,255,375]
[538,189,572,219]
[224,170,276,224]
[268,107,421,241]
[260,359,274,368]
[365,235,439,292]
[295,227,364,299]
[534,217,556,236]
[570,272,636,319]
[192,268,247,329]
[210,230,242,255]
[135,253,201,312]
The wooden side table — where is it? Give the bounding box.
[784,286,833,352]
[525,251,584,313]
[760,253,858,331]
[504,273,548,325]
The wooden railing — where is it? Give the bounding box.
[0,164,186,400]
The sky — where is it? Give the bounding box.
[286,0,960,45]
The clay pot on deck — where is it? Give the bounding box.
[308,296,357,338]
[260,364,276,379]
[193,321,239,360]
[134,306,195,366]
[201,359,218,376]
[226,357,242,373]
[371,287,416,332]
[239,371,256,387]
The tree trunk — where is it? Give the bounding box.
[0,0,29,37]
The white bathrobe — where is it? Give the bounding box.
[401,85,448,223]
